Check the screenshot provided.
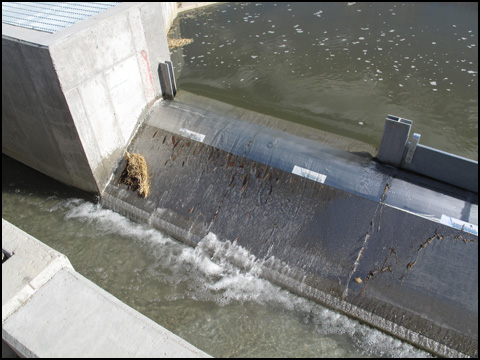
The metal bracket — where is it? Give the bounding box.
[404,133,421,164]
[158,61,177,100]
[377,115,412,167]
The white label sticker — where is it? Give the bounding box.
[440,215,478,236]
[179,128,205,142]
[292,165,327,184]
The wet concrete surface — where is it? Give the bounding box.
[102,101,477,357]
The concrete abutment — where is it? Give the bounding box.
[2,2,179,193]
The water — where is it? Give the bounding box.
[2,154,432,357]
[169,2,478,160]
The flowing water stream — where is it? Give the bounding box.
[2,154,431,357]
[169,2,477,160]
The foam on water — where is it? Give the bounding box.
[57,198,431,358]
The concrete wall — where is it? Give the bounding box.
[2,2,178,194]
[2,37,98,192]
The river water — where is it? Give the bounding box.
[169,2,478,160]
[2,153,431,357]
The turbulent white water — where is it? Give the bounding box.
[2,150,432,357]
[52,198,430,358]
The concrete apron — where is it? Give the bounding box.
[102,99,478,357]
[2,219,211,358]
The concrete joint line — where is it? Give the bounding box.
[2,256,73,324]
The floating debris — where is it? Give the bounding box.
[354,277,363,284]
[168,38,194,49]
[119,152,150,198]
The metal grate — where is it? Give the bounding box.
[2,2,121,34]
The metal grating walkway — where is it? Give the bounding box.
[2,2,121,34]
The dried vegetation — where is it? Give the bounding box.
[119,152,150,198]
[168,38,194,49]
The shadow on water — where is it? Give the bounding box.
[2,154,96,203]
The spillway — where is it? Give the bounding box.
[102,94,478,357]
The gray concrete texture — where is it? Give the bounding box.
[102,99,478,357]
[2,218,211,358]
[2,2,178,194]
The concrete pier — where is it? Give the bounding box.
[2,219,211,358]
[2,2,177,194]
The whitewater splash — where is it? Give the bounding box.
[57,198,430,357]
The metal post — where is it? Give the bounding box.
[377,115,412,167]
[158,62,175,100]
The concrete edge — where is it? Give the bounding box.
[2,219,74,323]
[1,218,212,358]
[2,255,72,323]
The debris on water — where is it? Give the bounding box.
[168,38,194,49]
[119,152,150,198]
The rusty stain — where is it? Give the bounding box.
[377,205,384,232]
[152,130,158,138]
[186,141,191,147]
[382,183,390,198]
[172,136,176,145]
[229,173,236,186]
[242,174,248,191]
[212,210,219,223]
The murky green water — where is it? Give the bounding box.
[169,2,478,160]
[2,154,432,357]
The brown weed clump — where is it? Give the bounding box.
[119,152,150,198]
[167,38,194,49]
